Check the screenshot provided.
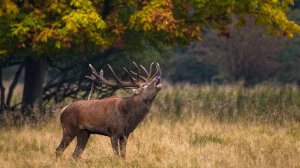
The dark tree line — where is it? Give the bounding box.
[164,19,296,87]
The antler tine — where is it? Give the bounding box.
[150,63,160,79]
[85,74,94,80]
[98,69,121,86]
[86,74,96,82]
[132,62,140,82]
[124,67,137,85]
[107,64,123,84]
[148,62,154,80]
[87,64,141,88]
[88,64,101,79]
[157,63,161,77]
[140,62,154,81]
[87,65,116,86]
[86,64,102,85]
[139,65,148,76]
[129,71,147,82]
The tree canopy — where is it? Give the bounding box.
[1,0,300,57]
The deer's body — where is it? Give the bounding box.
[56,62,161,159]
[60,94,155,137]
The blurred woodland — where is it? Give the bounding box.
[1,0,300,118]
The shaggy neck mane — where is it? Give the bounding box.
[120,94,156,132]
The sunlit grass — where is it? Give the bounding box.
[0,116,300,168]
[1,84,300,167]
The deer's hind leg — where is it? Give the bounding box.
[72,130,91,159]
[56,125,78,158]
[56,133,76,157]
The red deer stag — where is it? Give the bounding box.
[55,62,162,159]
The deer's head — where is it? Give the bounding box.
[86,62,162,101]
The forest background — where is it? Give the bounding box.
[1,0,300,115]
[1,1,300,167]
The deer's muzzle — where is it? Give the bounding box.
[155,76,162,89]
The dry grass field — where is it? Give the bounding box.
[0,85,300,168]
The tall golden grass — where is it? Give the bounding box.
[154,84,300,122]
[0,84,300,168]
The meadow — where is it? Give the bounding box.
[0,84,300,168]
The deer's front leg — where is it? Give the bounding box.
[119,136,127,159]
[110,136,119,156]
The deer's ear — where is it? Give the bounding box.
[132,89,141,95]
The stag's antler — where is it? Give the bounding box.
[140,63,161,80]
[86,62,161,88]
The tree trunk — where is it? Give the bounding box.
[0,68,5,113]
[6,64,24,108]
[22,56,47,116]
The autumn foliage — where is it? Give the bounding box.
[1,0,300,55]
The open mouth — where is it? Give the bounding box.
[154,76,161,85]
[155,77,162,89]
[156,78,160,85]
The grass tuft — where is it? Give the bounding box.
[190,134,227,146]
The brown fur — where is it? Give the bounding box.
[55,77,161,159]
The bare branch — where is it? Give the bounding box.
[6,63,24,107]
